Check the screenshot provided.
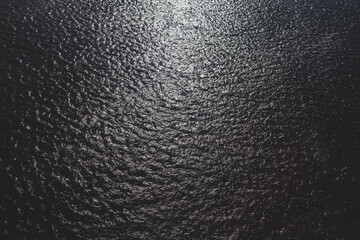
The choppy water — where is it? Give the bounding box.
[1,0,360,239]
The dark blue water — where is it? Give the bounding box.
[1,0,360,239]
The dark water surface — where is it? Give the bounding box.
[1,0,360,239]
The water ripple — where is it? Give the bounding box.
[1,0,360,239]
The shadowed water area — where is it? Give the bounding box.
[1,0,360,239]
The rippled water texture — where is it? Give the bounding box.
[1,0,360,239]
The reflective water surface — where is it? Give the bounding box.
[1,0,360,239]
